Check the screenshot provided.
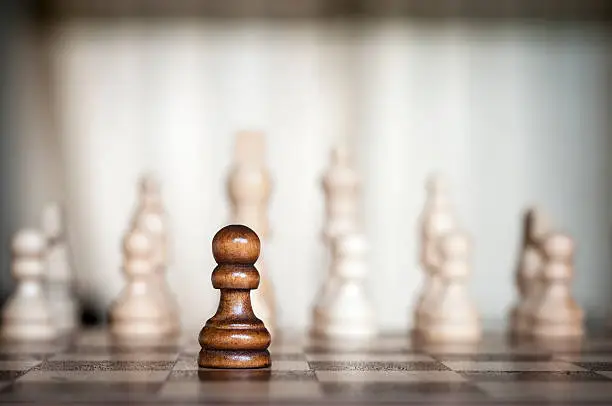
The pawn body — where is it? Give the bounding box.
[532,233,584,339]
[423,230,481,344]
[199,225,271,369]
[130,175,181,336]
[109,228,173,340]
[311,233,377,340]
[2,230,57,342]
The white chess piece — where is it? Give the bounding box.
[130,174,180,335]
[109,228,171,339]
[423,230,481,343]
[311,233,377,339]
[532,232,584,339]
[42,202,79,334]
[414,174,457,335]
[2,229,57,341]
[321,145,360,244]
[228,131,275,333]
[509,207,550,336]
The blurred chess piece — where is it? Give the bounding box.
[41,202,79,334]
[2,229,57,341]
[532,232,584,340]
[311,233,377,340]
[129,174,180,335]
[413,174,457,336]
[509,207,550,337]
[228,131,275,334]
[109,228,172,339]
[422,230,481,343]
[321,145,361,244]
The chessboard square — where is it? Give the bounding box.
[442,361,586,372]
[0,370,28,381]
[475,381,612,401]
[159,381,323,400]
[0,382,162,401]
[315,370,466,383]
[306,340,409,354]
[555,354,612,363]
[306,353,434,362]
[173,358,198,371]
[49,353,179,362]
[320,381,485,400]
[595,371,612,379]
[0,360,42,371]
[309,361,448,371]
[434,354,554,362]
[16,370,170,383]
[271,360,310,371]
[38,360,175,371]
[572,362,612,371]
[269,370,317,381]
[460,371,610,382]
[74,344,181,354]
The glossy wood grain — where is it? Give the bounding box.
[199,225,271,369]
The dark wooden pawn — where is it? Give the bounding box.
[198,225,272,369]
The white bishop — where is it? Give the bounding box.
[311,233,377,340]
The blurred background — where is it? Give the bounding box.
[0,0,611,332]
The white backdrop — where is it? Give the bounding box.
[7,19,612,331]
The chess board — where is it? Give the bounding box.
[2,329,612,405]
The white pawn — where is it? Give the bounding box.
[311,233,377,339]
[109,228,171,339]
[509,207,550,336]
[414,174,457,335]
[321,145,360,244]
[532,232,584,339]
[130,174,180,335]
[423,230,481,343]
[228,131,275,333]
[2,230,57,341]
[42,203,79,334]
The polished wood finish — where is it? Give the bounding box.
[199,224,271,369]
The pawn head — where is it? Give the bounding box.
[425,172,449,194]
[524,206,550,244]
[139,174,161,196]
[331,144,350,165]
[213,224,260,265]
[439,230,470,259]
[12,229,46,257]
[123,228,152,260]
[542,232,574,260]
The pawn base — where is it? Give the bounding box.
[198,349,271,369]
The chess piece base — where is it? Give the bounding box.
[198,349,271,369]
[1,323,57,342]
